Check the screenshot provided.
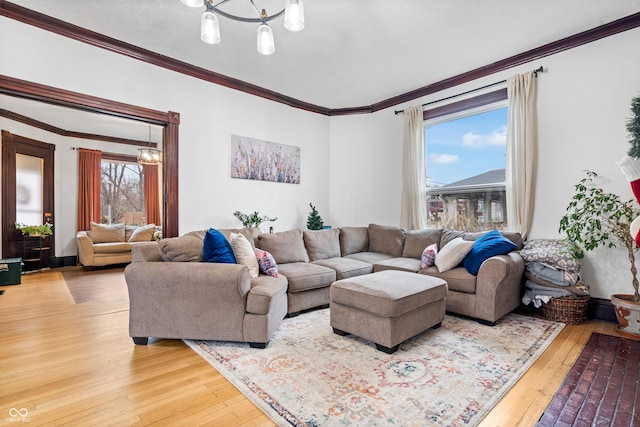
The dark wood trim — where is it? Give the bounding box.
[101,152,137,163]
[423,89,507,121]
[2,2,638,116]
[0,75,179,238]
[0,1,330,117]
[0,109,157,147]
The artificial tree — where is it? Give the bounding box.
[559,171,640,303]
[307,203,324,230]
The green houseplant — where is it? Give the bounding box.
[15,222,53,237]
[306,203,324,230]
[559,170,640,336]
[233,211,277,228]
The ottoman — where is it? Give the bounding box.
[330,270,447,354]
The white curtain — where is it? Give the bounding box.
[506,71,537,240]
[400,105,427,230]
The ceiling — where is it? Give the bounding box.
[7,0,640,110]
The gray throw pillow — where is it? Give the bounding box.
[258,229,309,264]
[303,228,340,261]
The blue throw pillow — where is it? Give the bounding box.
[203,228,237,264]
[463,230,517,276]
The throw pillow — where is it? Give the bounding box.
[203,228,237,264]
[303,228,340,261]
[158,234,204,262]
[257,229,309,264]
[127,223,157,242]
[435,237,474,272]
[89,222,125,243]
[254,248,278,277]
[230,232,259,278]
[420,243,438,269]
[463,229,517,275]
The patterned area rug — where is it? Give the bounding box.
[185,309,564,426]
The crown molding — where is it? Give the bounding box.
[1,1,639,116]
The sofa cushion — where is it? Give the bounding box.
[303,228,341,261]
[128,223,157,242]
[421,266,477,294]
[258,229,309,264]
[312,257,373,280]
[421,243,438,269]
[247,274,288,315]
[344,251,394,265]
[157,234,203,262]
[218,228,255,248]
[339,226,369,256]
[203,228,237,264]
[373,257,422,273]
[368,224,406,257]
[93,242,131,254]
[435,237,474,272]
[230,232,259,278]
[90,222,125,243]
[277,262,336,293]
[402,228,443,258]
[439,229,466,249]
[463,230,517,275]
[254,249,279,277]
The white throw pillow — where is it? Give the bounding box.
[435,237,474,272]
[230,232,260,278]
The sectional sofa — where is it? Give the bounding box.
[124,224,524,348]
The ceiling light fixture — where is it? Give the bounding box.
[138,125,162,165]
[181,0,305,55]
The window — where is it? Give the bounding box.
[100,156,146,225]
[424,91,508,231]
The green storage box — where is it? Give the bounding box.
[0,258,22,286]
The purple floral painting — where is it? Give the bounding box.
[230,135,300,184]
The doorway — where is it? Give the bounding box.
[2,131,55,270]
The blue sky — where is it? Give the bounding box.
[425,106,507,187]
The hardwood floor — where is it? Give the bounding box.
[0,269,622,426]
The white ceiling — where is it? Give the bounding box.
[9,0,640,110]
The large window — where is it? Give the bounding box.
[425,98,508,231]
[100,157,145,225]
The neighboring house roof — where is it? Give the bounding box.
[427,169,506,195]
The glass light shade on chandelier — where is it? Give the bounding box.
[137,148,162,165]
[201,11,221,44]
[256,23,275,55]
[284,0,304,32]
[181,0,305,55]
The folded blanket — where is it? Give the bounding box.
[521,239,581,272]
[524,277,590,296]
[526,262,581,286]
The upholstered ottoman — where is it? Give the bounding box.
[330,270,447,354]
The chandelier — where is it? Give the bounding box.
[137,148,162,165]
[180,0,305,55]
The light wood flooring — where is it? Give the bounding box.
[0,268,622,426]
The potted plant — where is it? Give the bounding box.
[15,222,53,237]
[233,211,277,237]
[559,170,640,337]
[307,203,324,230]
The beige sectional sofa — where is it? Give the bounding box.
[124,224,524,348]
[76,222,159,267]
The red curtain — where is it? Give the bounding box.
[143,164,161,226]
[77,149,102,231]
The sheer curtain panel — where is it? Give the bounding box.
[400,105,427,230]
[506,71,537,240]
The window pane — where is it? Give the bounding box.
[425,106,508,231]
[100,161,145,225]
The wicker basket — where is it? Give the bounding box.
[541,295,590,324]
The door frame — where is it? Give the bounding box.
[1,131,55,262]
[0,74,180,238]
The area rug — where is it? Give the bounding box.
[62,267,128,304]
[537,332,640,427]
[185,309,564,426]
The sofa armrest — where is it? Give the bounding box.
[124,262,252,342]
[474,251,525,323]
[76,231,94,266]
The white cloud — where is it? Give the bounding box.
[462,125,507,148]
[429,153,459,164]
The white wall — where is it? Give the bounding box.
[0,17,330,258]
[329,27,640,299]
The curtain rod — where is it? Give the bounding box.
[394,66,544,115]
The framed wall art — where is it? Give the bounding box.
[230,135,300,184]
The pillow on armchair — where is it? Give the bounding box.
[90,222,125,243]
